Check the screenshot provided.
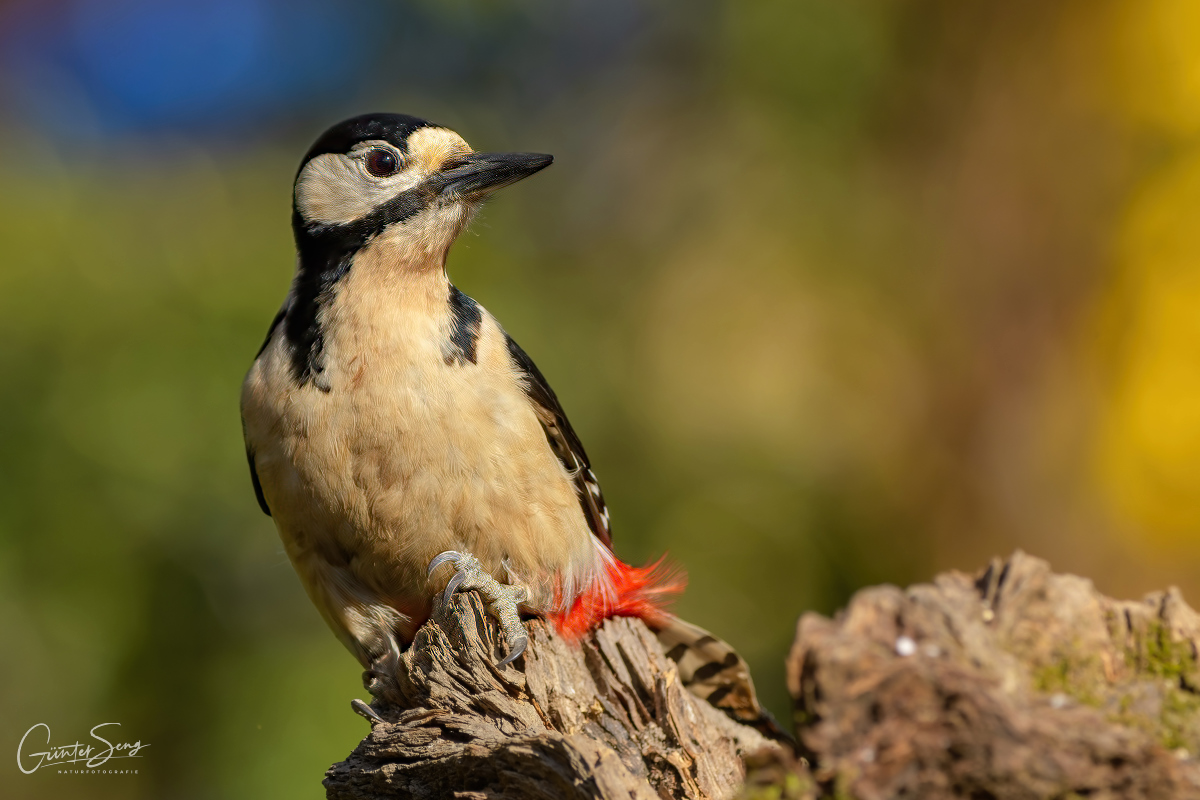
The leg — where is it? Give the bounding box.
[428,551,530,666]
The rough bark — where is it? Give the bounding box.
[327,551,1200,800]
[745,550,1200,799]
[324,592,776,800]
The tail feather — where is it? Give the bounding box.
[650,615,795,746]
[548,557,794,746]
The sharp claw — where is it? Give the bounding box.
[442,569,468,605]
[351,698,386,725]
[427,550,461,576]
[497,634,528,668]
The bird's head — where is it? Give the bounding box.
[292,113,552,269]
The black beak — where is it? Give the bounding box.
[435,152,553,198]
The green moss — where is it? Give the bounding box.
[1031,649,1104,707]
[1029,623,1200,753]
[740,770,814,800]
[1127,621,1198,683]
[830,773,857,800]
[1118,620,1200,751]
[1158,684,1200,751]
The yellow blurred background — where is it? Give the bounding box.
[3,0,1200,796]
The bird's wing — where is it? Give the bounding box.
[504,333,613,549]
[243,309,285,518]
[245,445,271,517]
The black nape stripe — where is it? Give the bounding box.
[444,286,482,365]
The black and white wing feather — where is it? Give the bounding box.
[504,333,613,549]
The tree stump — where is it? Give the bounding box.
[326,552,1200,799]
[744,550,1200,799]
[324,593,777,800]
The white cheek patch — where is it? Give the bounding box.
[295,152,426,226]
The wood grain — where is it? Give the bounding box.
[325,593,776,800]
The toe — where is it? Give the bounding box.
[351,698,386,725]
[427,550,463,576]
[442,568,469,605]
[497,633,528,668]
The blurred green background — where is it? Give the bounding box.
[5,0,1200,796]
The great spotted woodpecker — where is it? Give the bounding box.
[240,113,785,740]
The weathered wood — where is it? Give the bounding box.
[745,551,1200,799]
[325,592,776,800]
[329,552,1200,799]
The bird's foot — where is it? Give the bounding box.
[428,551,530,667]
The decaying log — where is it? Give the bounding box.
[324,592,777,800]
[745,550,1200,799]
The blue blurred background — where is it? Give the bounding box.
[6,0,1200,796]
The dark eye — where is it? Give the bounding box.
[364,148,399,177]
